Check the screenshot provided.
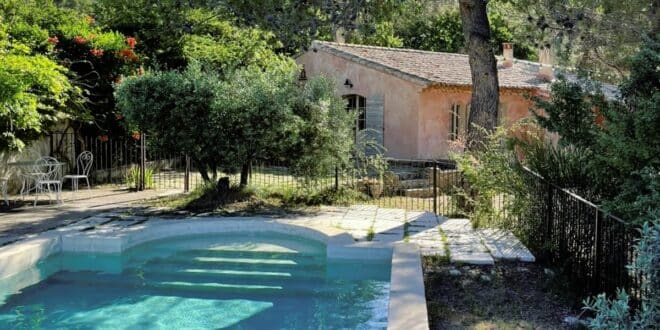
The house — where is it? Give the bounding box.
[296,41,556,159]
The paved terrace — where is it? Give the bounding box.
[0,187,180,246]
[1,187,534,264]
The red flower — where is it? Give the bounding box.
[126,37,137,49]
[131,132,141,140]
[118,48,138,61]
[89,48,104,58]
[98,135,109,142]
[47,36,59,44]
[73,35,87,45]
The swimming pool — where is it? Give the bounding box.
[0,232,391,329]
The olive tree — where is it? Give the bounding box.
[116,62,354,187]
[115,63,226,182]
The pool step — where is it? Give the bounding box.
[154,281,283,294]
[154,254,326,267]
[47,271,361,297]
[134,264,326,281]
[174,249,325,261]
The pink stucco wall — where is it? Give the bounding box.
[297,51,539,160]
[417,88,537,158]
[297,51,423,158]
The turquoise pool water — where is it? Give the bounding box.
[0,233,391,329]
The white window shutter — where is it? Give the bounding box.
[365,94,384,155]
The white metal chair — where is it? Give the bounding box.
[1,178,8,206]
[33,157,63,206]
[63,151,93,192]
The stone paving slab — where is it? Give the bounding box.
[478,228,535,262]
[3,195,535,266]
[440,218,495,265]
[450,252,494,265]
[375,208,407,222]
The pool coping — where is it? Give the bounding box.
[0,216,429,329]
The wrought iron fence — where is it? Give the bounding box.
[520,168,641,302]
[44,132,641,302]
[242,158,464,215]
[48,132,189,191]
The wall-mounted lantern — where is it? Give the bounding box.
[344,79,353,88]
[298,65,307,82]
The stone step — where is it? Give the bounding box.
[403,187,434,198]
[398,179,431,189]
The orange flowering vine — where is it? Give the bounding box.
[126,37,137,49]
[90,48,104,58]
[73,35,87,45]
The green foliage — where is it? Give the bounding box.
[0,0,142,144]
[452,127,529,230]
[0,53,72,152]
[511,128,593,193]
[182,9,286,73]
[397,6,536,59]
[583,220,659,329]
[516,0,655,82]
[213,0,411,54]
[125,166,154,190]
[289,75,355,182]
[397,9,465,53]
[115,63,224,181]
[531,76,602,148]
[213,64,300,184]
[528,39,660,224]
[92,0,188,68]
[350,22,403,48]
[117,62,354,187]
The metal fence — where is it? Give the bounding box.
[243,158,464,215]
[48,132,189,191]
[46,132,641,302]
[520,168,641,302]
[47,134,465,216]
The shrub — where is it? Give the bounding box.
[452,126,529,231]
[125,166,154,190]
[583,219,659,329]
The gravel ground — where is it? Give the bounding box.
[424,259,582,329]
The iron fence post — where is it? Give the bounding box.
[335,166,339,191]
[184,154,190,193]
[433,161,438,215]
[546,183,554,245]
[139,133,146,191]
[593,209,601,293]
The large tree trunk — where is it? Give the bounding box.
[239,162,250,187]
[459,0,499,150]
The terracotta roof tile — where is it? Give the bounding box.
[312,40,551,90]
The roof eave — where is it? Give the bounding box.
[312,40,433,87]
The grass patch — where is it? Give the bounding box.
[402,221,410,242]
[148,182,370,215]
[439,227,451,260]
[366,227,375,241]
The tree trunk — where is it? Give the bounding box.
[239,162,250,187]
[194,157,210,182]
[459,0,499,150]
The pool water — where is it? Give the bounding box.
[0,233,391,329]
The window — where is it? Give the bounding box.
[344,95,366,140]
[450,104,460,141]
[451,103,506,141]
[497,102,506,125]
